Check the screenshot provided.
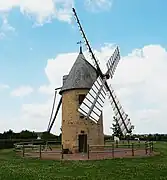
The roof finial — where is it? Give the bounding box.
[77,41,83,54]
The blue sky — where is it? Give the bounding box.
[1,0,166,86]
[0,0,167,134]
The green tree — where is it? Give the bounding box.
[110,116,123,139]
[19,130,37,139]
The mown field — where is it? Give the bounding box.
[0,142,166,180]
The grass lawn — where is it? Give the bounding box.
[0,142,167,180]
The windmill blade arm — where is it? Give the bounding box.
[47,97,62,133]
[107,84,132,135]
[106,46,120,79]
[78,76,107,123]
[72,8,102,76]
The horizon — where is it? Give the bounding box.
[1,129,167,136]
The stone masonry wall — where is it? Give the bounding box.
[61,89,104,151]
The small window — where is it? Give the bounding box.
[80,114,84,119]
[78,94,86,105]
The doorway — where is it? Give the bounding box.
[78,134,87,153]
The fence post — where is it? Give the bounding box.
[138,141,140,148]
[128,139,130,148]
[116,140,118,148]
[61,144,64,159]
[39,144,42,159]
[87,144,89,159]
[112,144,114,158]
[145,142,148,155]
[22,144,25,157]
[32,140,34,150]
[150,141,153,152]
[152,141,153,152]
[131,143,134,156]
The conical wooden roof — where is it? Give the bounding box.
[59,52,97,94]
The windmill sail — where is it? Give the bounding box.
[73,7,134,132]
[72,8,102,75]
[108,85,132,135]
[78,46,121,123]
[78,76,107,123]
[106,46,120,79]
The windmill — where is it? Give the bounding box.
[45,8,134,152]
[72,8,133,135]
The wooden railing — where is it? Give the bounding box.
[14,141,154,160]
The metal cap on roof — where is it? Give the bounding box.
[59,52,97,94]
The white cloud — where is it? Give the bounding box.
[1,17,15,32]
[0,32,5,39]
[11,86,34,97]
[0,16,15,39]
[20,97,62,132]
[38,85,55,96]
[0,0,74,25]
[0,84,9,90]
[0,0,114,26]
[85,0,113,12]
[16,44,167,135]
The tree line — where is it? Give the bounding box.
[0,129,61,140]
[1,129,167,142]
[104,133,167,142]
[0,129,61,149]
[1,129,167,150]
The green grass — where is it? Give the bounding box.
[0,142,167,180]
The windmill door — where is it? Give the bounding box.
[78,134,87,153]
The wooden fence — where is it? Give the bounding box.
[15,141,154,160]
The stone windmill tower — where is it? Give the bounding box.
[59,47,104,152]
